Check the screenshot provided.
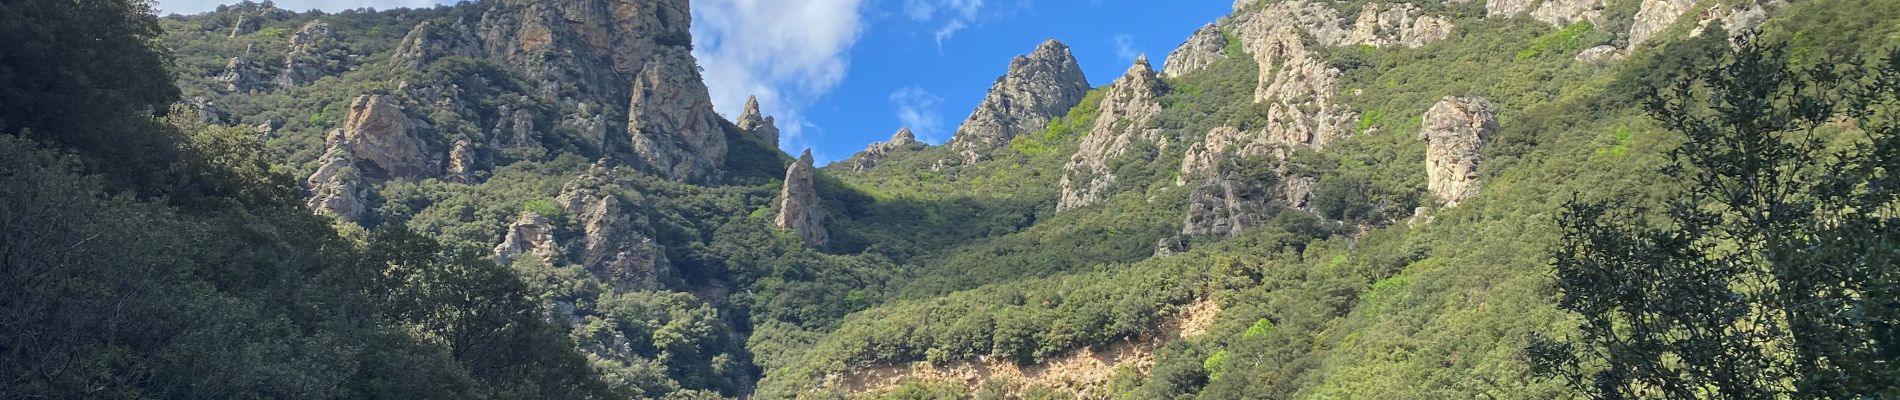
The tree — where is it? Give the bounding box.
[1530,38,1900,399]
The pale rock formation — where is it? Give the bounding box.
[1231,8,1356,149]
[304,145,370,222]
[476,0,691,103]
[1058,56,1167,211]
[218,45,265,93]
[844,128,926,172]
[1163,24,1229,78]
[562,102,612,150]
[392,21,481,72]
[1419,96,1499,208]
[337,95,434,180]
[627,47,727,183]
[1490,0,1606,28]
[1630,0,1697,48]
[1575,45,1626,62]
[1346,3,1456,48]
[945,39,1091,165]
[277,20,343,86]
[493,212,561,266]
[447,140,476,183]
[736,95,781,146]
[552,162,678,291]
[776,150,828,246]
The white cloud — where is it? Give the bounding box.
[902,0,985,46]
[1113,34,1140,62]
[889,86,946,144]
[692,0,867,153]
[153,0,449,15]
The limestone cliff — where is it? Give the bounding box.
[1489,0,1606,27]
[1419,96,1499,208]
[1631,0,1696,48]
[336,95,434,180]
[493,211,561,267]
[945,39,1091,165]
[1163,24,1228,78]
[776,150,828,246]
[1058,56,1167,211]
[844,128,926,172]
[627,47,728,183]
[392,21,481,72]
[1345,3,1455,49]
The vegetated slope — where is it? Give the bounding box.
[130,0,1899,399]
[769,0,1900,398]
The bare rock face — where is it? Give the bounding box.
[549,162,678,291]
[946,39,1091,165]
[277,20,343,87]
[844,127,926,172]
[491,104,539,150]
[1163,24,1229,78]
[1490,0,1606,27]
[776,150,828,246]
[1345,3,1456,48]
[338,95,434,180]
[392,21,481,72]
[736,95,781,146]
[627,47,727,183]
[1232,8,1356,150]
[1575,45,1626,62]
[562,102,612,151]
[1419,96,1499,208]
[305,145,370,222]
[218,45,265,93]
[447,140,476,183]
[1631,0,1696,48]
[493,212,561,266]
[1058,56,1167,211]
[477,0,691,104]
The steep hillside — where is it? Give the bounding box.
[9,0,1893,398]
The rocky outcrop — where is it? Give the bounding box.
[1575,45,1625,62]
[549,162,678,291]
[392,21,480,72]
[627,47,727,183]
[1163,24,1228,78]
[776,150,828,246]
[1490,0,1606,28]
[1630,0,1695,48]
[1419,96,1499,208]
[1345,3,1455,48]
[447,140,476,183]
[1691,2,1769,43]
[218,45,265,93]
[337,95,434,180]
[1176,126,1318,236]
[476,0,691,103]
[736,95,781,146]
[562,102,612,151]
[493,212,561,266]
[491,104,539,150]
[305,146,370,222]
[1058,56,1167,211]
[1232,8,1355,149]
[946,39,1091,165]
[277,20,343,86]
[844,128,926,172]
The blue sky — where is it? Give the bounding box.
[155,0,1233,164]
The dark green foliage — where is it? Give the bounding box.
[1532,39,1900,399]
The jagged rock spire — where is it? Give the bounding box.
[736,95,781,146]
[776,150,828,246]
[1058,55,1167,211]
[627,47,728,183]
[946,39,1090,165]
